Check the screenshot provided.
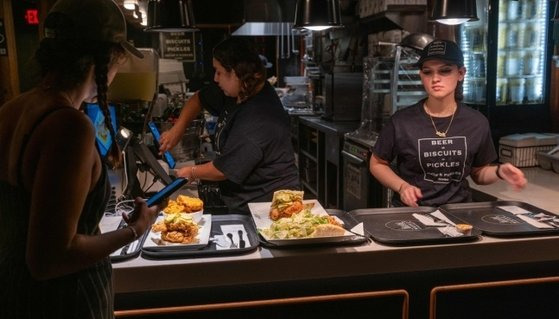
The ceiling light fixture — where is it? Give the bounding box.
[429,0,478,25]
[145,0,197,32]
[293,0,342,31]
[123,0,139,11]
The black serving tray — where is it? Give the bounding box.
[141,214,259,259]
[254,209,369,249]
[348,207,481,246]
[109,219,149,263]
[440,201,559,238]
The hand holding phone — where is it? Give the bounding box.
[148,121,176,169]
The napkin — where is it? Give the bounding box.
[350,222,365,236]
[498,206,555,229]
[437,226,463,237]
[515,214,554,229]
[430,210,456,226]
[498,205,533,215]
[215,224,250,250]
[412,213,447,227]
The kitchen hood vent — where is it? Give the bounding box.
[232,0,297,36]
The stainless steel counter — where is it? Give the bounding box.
[468,167,559,214]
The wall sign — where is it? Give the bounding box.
[159,32,195,62]
[0,19,7,56]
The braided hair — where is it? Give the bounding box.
[93,44,126,167]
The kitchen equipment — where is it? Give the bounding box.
[342,136,388,211]
[342,45,425,211]
[399,32,434,51]
[459,0,550,106]
[281,76,312,112]
[108,48,159,102]
[322,72,362,121]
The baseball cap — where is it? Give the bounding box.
[417,39,463,67]
[44,0,143,58]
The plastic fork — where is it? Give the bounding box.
[226,233,237,248]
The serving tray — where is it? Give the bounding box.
[348,207,481,246]
[140,214,259,259]
[440,201,559,238]
[252,208,369,248]
[100,216,149,263]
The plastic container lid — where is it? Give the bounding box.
[499,133,558,147]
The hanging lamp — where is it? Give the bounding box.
[123,0,139,10]
[429,0,478,25]
[294,0,342,31]
[145,0,197,32]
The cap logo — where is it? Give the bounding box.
[427,41,447,57]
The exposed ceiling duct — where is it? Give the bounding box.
[232,0,297,36]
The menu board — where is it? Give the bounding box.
[159,32,195,61]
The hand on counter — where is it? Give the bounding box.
[498,163,528,191]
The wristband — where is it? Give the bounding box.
[128,225,139,240]
[495,164,504,180]
[191,166,197,180]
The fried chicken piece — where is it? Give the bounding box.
[176,195,204,213]
[151,221,167,232]
[269,208,280,221]
[282,200,303,218]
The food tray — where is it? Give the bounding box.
[440,201,559,238]
[100,216,149,263]
[141,214,259,259]
[253,208,369,248]
[348,207,481,246]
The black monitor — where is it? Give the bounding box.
[83,103,118,158]
[117,127,174,199]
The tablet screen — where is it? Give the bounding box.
[84,103,118,158]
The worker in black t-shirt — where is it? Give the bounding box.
[159,38,299,213]
[370,39,526,207]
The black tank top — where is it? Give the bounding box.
[0,107,114,318]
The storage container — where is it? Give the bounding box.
[498,133,558,167]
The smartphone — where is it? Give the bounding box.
[146,177,188,207]
[147,121,176,169]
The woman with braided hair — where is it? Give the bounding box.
[0,0,160,317]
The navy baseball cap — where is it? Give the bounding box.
[417,39,463,67]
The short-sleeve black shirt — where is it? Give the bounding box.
[373,99,497,206]
[198,82,300,213]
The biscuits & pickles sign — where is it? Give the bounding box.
[159,32,195,61]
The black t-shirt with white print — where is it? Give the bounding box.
[373,99,497,207]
